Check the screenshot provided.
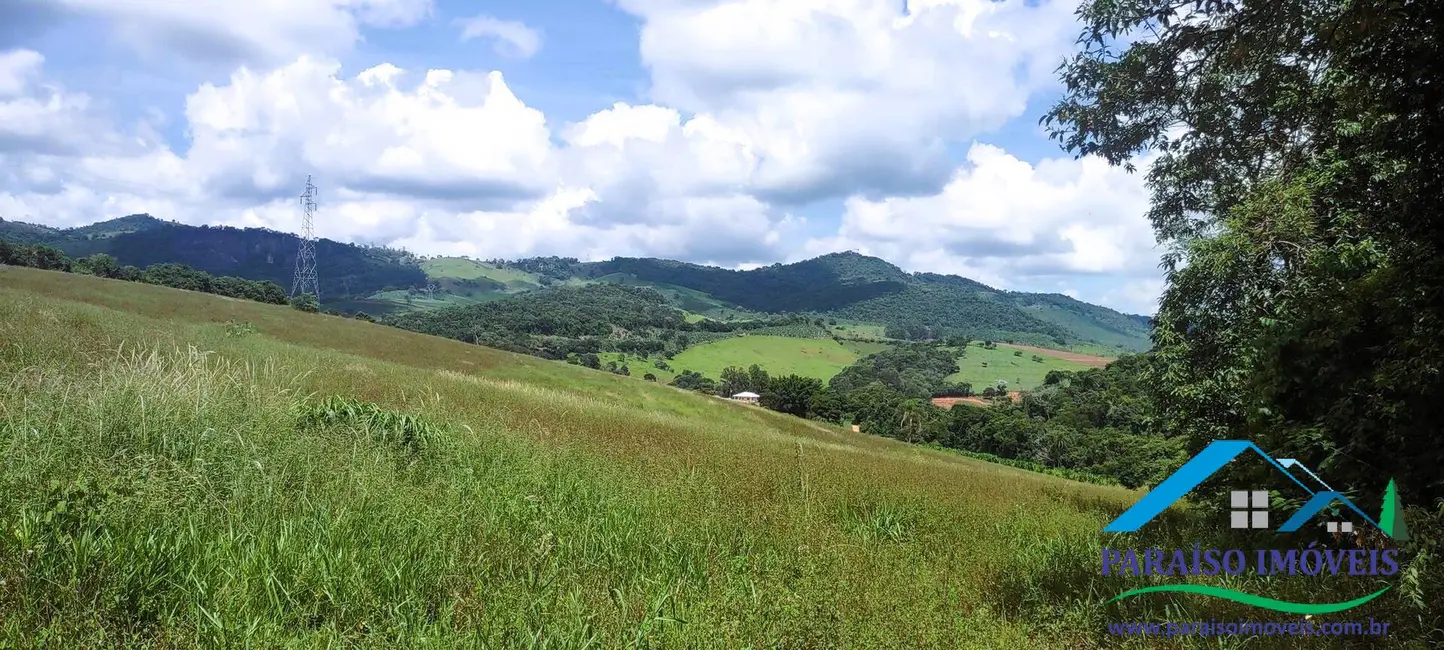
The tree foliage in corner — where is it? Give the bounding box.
[1045,0,1444,507]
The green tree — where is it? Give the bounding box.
[718,366,749,397]
[809,388,846,424]
[143,263,213,292]
[761,375,823,418]
[643,373,657,382]
[85,253,122,278]
[1046,0,1444,505]
[290,293,319,313]
[29,245,71,271]
[894,399,930,444]
[669,370,716,393]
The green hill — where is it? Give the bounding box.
[1,215,424,301]
[0,265,1148,647]
[566,253,1151,351]
[585,253,911,313]
[1,216,1150,351]
[670,335,860,381]
[591,272,740,316]
[946,343,1103,391]
[0,213,169,247]
[421,257,543,290]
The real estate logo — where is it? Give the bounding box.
[1099,440,1408,614]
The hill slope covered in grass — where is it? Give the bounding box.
[669,335,859,382]
[946,343,1104,391]
[0,267,1121,647]
[2,266,1422,647]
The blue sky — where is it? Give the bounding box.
[0,0,1163,314]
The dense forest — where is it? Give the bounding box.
[584,254,911,313]
[1041,0,1444,515]
[0,215,424,299]
[382,284,831,361]
[830,285,1073,347]
[505,252,1151,349]
[0,240,291,307]
[1032,0,1444,622]
[383,284,686,359]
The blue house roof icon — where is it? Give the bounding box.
[1104,440,1391,535]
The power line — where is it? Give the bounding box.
[291,175,320,301]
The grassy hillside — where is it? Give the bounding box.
[838,339,893,358]
[669,335,861,382]
[1010,293,1152,352]
[946,343,1107,391]
[594,334,891,386]
[0,266,1171,647]
[422,257,542,289]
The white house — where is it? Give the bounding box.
[731,391,760,404]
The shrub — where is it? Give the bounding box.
[290,293,319,313]
[224,321,257,338]
[294,395,441,455]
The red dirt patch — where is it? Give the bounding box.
[930,392,1021,409]
[999,343,1113,368]
[931,396,983,408]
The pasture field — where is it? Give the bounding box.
[669,335,859,381]
[4,266,1380,649]
[947,342,1105,391]
[839,339,893,358]
[421,257,542,289]
[596,352,678,384]
[830,323,888,339]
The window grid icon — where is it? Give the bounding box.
[1230,490,1269,529]
[1326,521,1354,534]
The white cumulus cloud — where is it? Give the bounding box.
[0,0,1168,313]
[610,0,1083,201]
[799,143,1158,306]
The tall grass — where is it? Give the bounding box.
[1,267,1438,648]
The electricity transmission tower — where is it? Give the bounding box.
[291,176,320,300]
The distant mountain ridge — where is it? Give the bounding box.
[568,253,1151,350]
[1,215,1152,351]
[0,214,425,298]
